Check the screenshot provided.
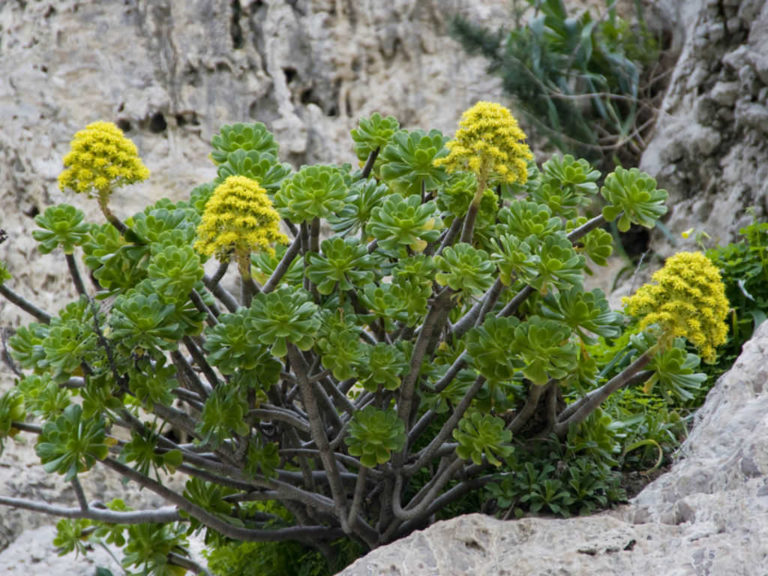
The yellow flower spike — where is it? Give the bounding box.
[59,121,149,234]
[195,175,288,281]
[623,252,729,363]
[435,101,532,186]
[58,121,149,197]
[435,102,533,244]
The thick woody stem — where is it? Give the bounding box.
[287,344,350,532]
[554,348,656,437]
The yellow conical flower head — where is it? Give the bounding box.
[195,175,288,260]
[623,252,730,363]
[435,101,533,185]
[58,121,150,196]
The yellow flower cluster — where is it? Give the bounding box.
[58,121,149,196]
[434,101,533,186]
[623,251,729,363]
[195,175,288,260]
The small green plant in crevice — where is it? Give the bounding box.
[0,107,730,575]
[451,0,670,169]
[705,219,768,379]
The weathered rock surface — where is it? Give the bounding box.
[642,0,768,250]
[338,320,768,575]
[0,525,122,576]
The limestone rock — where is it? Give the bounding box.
[0,525,122,576]
[338,321,768,575]
[640,0,768,251]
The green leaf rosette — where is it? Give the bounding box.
[346,407,406,468]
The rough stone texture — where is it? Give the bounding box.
[339,321,768,575]
[0,525,123,576]
[641,0,768,251]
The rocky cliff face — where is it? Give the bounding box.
[642,0,768,250]
[1,0,766,573]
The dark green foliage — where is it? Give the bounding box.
[490,234,538,285]
[534,155,600,218]
[378,129,449,196]
[204,531,363,576]
[529,233,585,291]
[275,165,348,223]
[196,383,250,446]
[123,429,183,477]
[451,0,663,167]
[577,225,614,267]
[248,287,320,356]
[330,178,390,238]
[109,292,183,355]
[17,374,70,419]
[601,167,668,231]
[541,287,622,343]
[497,200,562,241]
[706,220,768,376]
[350,113,400,177]
[306,237,380,294]
[358,342,408,392]
[453,412,513,466]
[216,149,292,194]
[121,523,189,576]
[347,406,406,467]
[54,518,94,556]
[367,193,442,253]
[435,243,495,296]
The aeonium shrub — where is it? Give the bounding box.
[0,104,729,574]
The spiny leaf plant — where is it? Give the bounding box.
[0,106,729,574]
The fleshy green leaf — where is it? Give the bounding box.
[368,194,442,254]
[36,404,108,481]
[435,243,495,296]
[32,204,90,254]
[347,407,406,468]
[601,167,668,232]
[247,287,320,356]
[275,165,348,223]
[211,122,279,165]
[453,412,513,466]
[379,129,448,196]
[351,113,400,176]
